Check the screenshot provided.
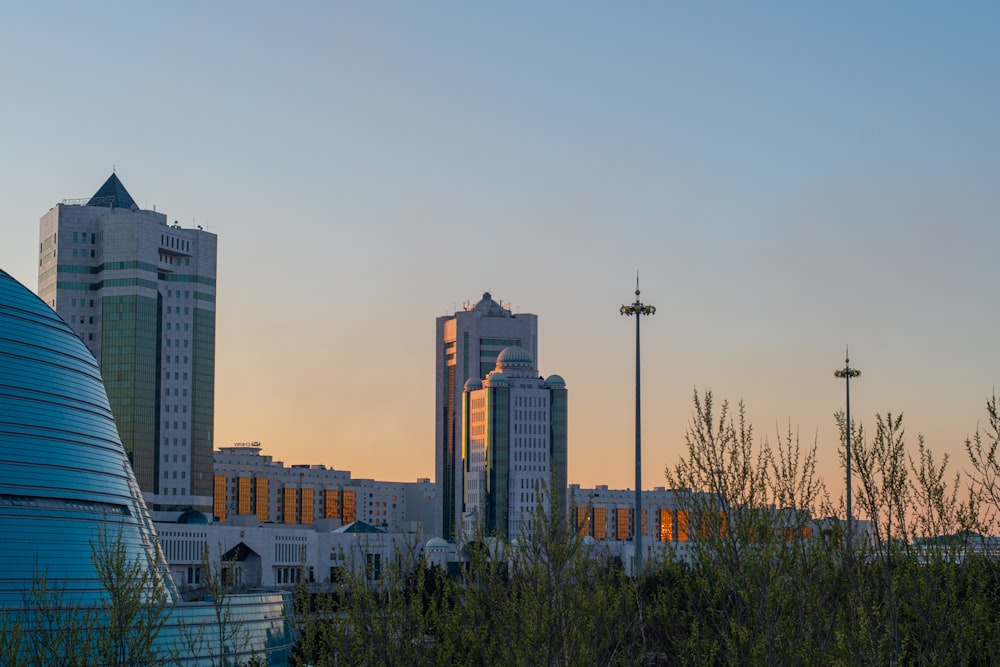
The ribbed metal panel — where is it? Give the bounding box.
[0,268,174,605]
[0,268,294,664]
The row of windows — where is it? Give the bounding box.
[164,421,189,431]
[162,273,216,286]
[275,566,314,584]
[60,260,160,274]
[163,453,188,463]
[515,396,547,408]
[165,338,189,348]
[163,404,188,414]
[72,231,98,244]
[56,277,162,291]
[159,254,191,266]
[161,234,190,253]
[163,470,187,479]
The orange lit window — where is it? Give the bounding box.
[677,510,690,542]
[593,508,607,541]
[616,508,631,540]
[324,489,339,519]
[659,509,673,542]
[575,506,589,537]
[213,475,227,522]
[283,487,297,524]
[696,511,728,539]
[255,478,269,522]
[238,477,251,515]
[301,488,315,524]
[342,490,356,524]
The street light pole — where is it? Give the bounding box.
[834,353,861,539]
[621,279,655,575]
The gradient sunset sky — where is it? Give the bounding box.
[2,3,999,502]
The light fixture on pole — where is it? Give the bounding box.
[834,353,860,538]
[620,278,655,574]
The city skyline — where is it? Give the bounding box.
[2,4,1000,496]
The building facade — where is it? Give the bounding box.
[435,292,537,541]
[37,173,217,510]
[462,346,567,539]
[211,444,436,535]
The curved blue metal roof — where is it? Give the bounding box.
[0,267,172,606]
[0,267,294,663]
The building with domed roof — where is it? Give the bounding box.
[462,346,567,539]
[436,292,537,541]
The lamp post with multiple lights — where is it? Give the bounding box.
[621,282,655,574]
[834,354,861,538]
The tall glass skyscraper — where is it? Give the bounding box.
[38,173,217,511]
[435,293,537,541]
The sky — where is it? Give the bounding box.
[2,3,999,503]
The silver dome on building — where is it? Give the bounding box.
[544,374,566,388]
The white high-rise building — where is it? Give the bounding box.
[38,172,217,510]
[462,346,567,539]
[435,293,537,541]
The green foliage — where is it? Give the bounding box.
[90,523,172,666]
[292,389,1000,666]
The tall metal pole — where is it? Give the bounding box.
[621,280,655,575]
[835,354,861,539]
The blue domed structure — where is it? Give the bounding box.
[0,268,292,663]
[544,374,566,388]
[464,378,483,391]
[176,509,210,525]
[0,267,167,605]
[484,370,509,386]
[496,345,533,366]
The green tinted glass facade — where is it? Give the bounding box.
[485,386,510,533]
[101,294,160,491]
[191,307,216,497]
[550,386,568,511]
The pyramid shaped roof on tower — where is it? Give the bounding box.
[87,172,138,209]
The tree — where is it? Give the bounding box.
[90,522,173,666]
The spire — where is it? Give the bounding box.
[87,172,138,210]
